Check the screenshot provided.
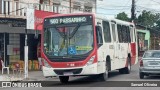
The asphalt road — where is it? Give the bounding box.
[1,62,160,90]
[44,61,160,82]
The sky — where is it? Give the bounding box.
[97,0,160,18]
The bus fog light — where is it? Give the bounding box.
[87,55,95,66]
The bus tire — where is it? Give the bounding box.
[59,76,69,83]
[106,56,111,71]
[139,72,144,79]
[99,62,109,81]
[123,57,131,74]
[119,68,124,74]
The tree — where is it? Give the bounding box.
[116,12,130,21]
[137,10,158,28]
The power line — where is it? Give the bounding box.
[136,5,160,13]
[4,0,160,17]
[98,7,131,10]
[2,0,133,14]
[97,5,131,7]
[118,0,131,13]
[135,0,139,3]
[150,0,160,5]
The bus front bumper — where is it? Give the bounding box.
[42,63,98,77]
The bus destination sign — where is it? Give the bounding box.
[45,15,92,25]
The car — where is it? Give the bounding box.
[139,50,160,79]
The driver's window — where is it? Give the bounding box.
[96,26,103,46]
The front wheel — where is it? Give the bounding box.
[59,76,69,83]
[139,72,144,79]
[99,64,108,81]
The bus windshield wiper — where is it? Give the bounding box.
[55,27,66,38]
[69,24,81,39]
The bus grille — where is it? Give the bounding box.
[54,68,82,75]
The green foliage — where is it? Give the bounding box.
[116,10,160,30]
[137,10,158,28]
[116,12,130,21]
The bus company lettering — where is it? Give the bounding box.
[50,17,87,24]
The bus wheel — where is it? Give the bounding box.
[59,76,69,83]
[100,63,108,81]
[124,57,131,74]
[119,68,124,74]
[139,72,144,79]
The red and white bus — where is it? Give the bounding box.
[41,13,138,83]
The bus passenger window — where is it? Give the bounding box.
[130,27,135,42]
[122,25,126,42]
[130,27,133,42]
[117,24,122,43]
[102,21,111,42]
[127,26,131,42]
[111,23,116,42]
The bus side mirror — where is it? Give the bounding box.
[96,26,103,47]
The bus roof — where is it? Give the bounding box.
[95,14,134,26]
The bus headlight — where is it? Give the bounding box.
[42,58,52,68]
[86,55,95,66]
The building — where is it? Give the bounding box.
[136,24,160,56]
[39,0,96,13]
[0,0,39,68]
[0,0,96,69]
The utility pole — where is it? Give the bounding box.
[69,0,71,13]
[131,0,135,22]
[24,28,28,79]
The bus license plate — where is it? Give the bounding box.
[149,62,159,65]
[63,72,73,76]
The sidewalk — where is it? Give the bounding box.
[24,71,47,81]
[0,70,53,81]
[0,74,23,81]
[26,71,59,81]
[0,71,45,81]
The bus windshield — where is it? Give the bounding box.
[44,24,94,57]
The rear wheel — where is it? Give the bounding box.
[119,57,131,74]
[59,76,69,83]
[139,72,144,79]
[123,57,131,74]
[119,68,124,74]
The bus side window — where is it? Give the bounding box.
[127,26,131,43]
[96,26,103,47]
[130,27,133,42]
[111,23,116,42]
[102,21,111,42]
[130,26,135,42]
[122,25,126,42]
[124,26,128,42]
[134,28,136,42]
[117,24,122,43]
